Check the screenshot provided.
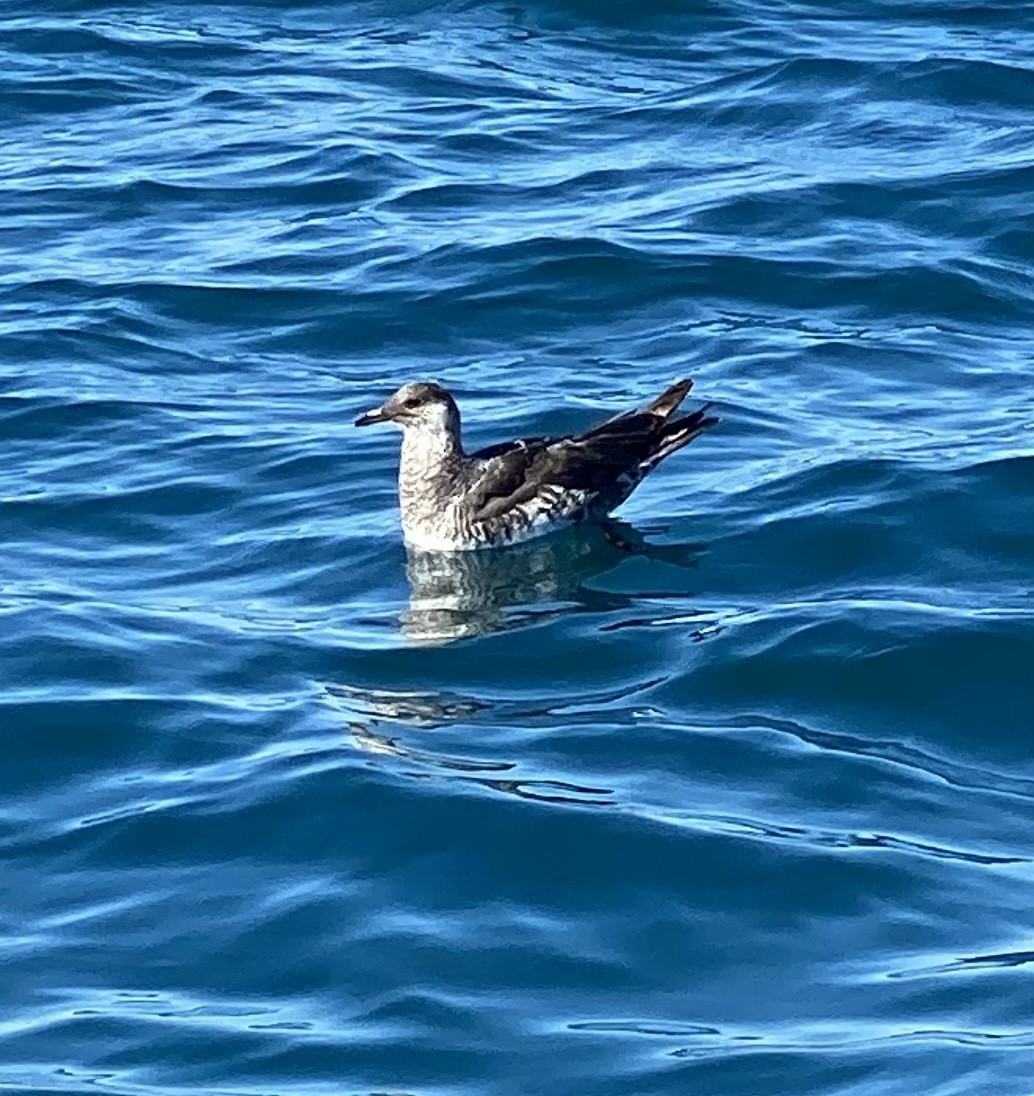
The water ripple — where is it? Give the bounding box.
[3,1,1034,1094]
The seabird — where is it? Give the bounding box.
[355,378,718,551]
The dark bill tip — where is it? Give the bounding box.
[354,407,389,427]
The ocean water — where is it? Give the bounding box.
[2,1,1033,1093]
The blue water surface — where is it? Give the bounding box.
[2,1,1034,1094]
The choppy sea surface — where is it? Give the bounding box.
[3,2,1034,1094]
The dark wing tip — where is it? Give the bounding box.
[646,378,694,419]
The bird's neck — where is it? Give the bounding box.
[399,424,465,506]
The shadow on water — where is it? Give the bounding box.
[398,519,703,645]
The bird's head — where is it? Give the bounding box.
[354,381,460,435]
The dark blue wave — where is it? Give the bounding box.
[2,1,1034,1094]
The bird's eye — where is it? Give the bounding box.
[402,397,422,410]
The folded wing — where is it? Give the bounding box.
[467,379,717,524]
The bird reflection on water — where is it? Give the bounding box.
[398,521,698,645]
[325,681,617,806]
[324,523,705,806]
